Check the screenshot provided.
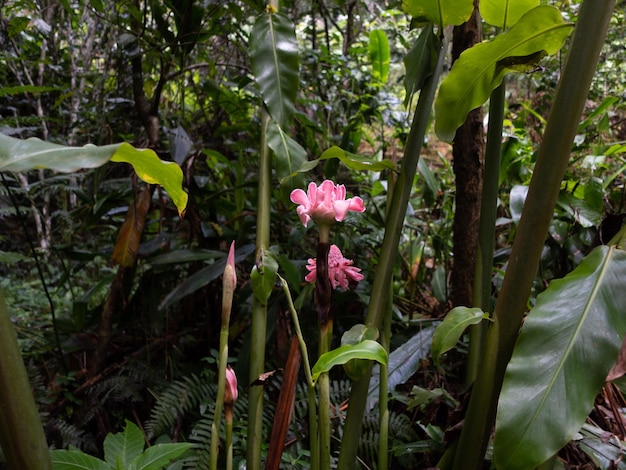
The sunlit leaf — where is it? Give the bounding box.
[312,340,388,383]
[0,134,188,216]
[132,442,191,469]
[435,6,573,142]
[249,11,299,128]
[402,0,474,27]
[103,420,144,467]
[50,449,109,470]
[431,307,486,366]
[479,0,539,29]
[369,29,390,84]
[319,146,396,172]
[495,246,626,470]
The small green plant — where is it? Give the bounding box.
[50,420,190,470]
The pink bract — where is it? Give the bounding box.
[225,365,238,404]
[290,180,365,227]
[305,244,364,290]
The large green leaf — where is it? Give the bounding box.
[50,450,108,470]
[495,246,626,470]
[266,118,307,188]
[0,133,188,215]
[311,340,388,383]
[403,24,440,107]
[435,6,573,142]
[103,420,145,467]
[249,11,299,128]
[402,0,474,27]
[369,29,390,84]
[132,442,191,470]
[479,0,539,29]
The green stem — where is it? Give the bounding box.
[278,275,319,470]
[337,27,451,469]
[0,288,52,469]
[452,2,616,468]
[210,328,229,470]
[467,81,505,384]
[377,285,392,470]
[247,110,272,470]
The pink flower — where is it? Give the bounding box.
[290,180,365,227]
[305,244,364,290]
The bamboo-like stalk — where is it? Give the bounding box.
[0,288,52,469]
[467,81,505,384]
[247,110,273,470]
[377,285,392,470]
[337,28,451,469]
[451,2,616,468]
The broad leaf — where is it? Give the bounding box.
[311,340,388,383]
[250,249,279,305]
[249,11,299,128]
[266,118,307,188]
[368,326,437,409]
[402,0,474,27]
[341,324,380,381]
[50,450,108,470]
[480,0,539,29]
[435,6,573,142]
[431,307,486,366]
[132,442,191,470]
[369,29,390,84]
[103,420,145,467]
[495,246,626,470]
[319,146,396,172]
[0,133,188,215]
[403,24,439,107]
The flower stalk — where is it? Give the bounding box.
[210,242,236,470]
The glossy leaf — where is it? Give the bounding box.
[431,307,486,366]
[404,24,440,107]
[132,442,191,469]
[402,0,474,27]
[251,249,279,305]
[369,29,390,84]
[103,420,144,467]
[311,340,388,383]
[249,11,299,128]
[0,134,188,215]
[266,118,307,187]
[319,146,396,172]
[495,246,626,470]
[435,6,573,142]
[50,450,109,470]
[480,0,539,29]
[341,324,380,381]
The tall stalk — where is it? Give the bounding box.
[467,81,505,383]
[451,2,616,467]
[247,111,272,470]
[337,28,451,468]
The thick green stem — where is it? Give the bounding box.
[452,2,616,468]
[337,28,451,469]
[377,285,392,470]
[210,328,229,470]
[467,81,505,384]
[0,288,52,469]
[247,110,272,470]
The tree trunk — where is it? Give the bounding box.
[450,3,484,308]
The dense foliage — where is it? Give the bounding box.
[1,0,626,469]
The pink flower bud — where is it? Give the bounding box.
[224,365,238,406]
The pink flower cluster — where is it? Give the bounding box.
[305,244,364,291]
[290,180,365,228]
